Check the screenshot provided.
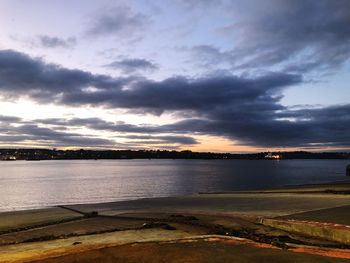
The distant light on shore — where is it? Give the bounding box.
[265,153,281,160]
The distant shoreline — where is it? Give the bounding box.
[1,148,350,161]
[2,158,350,161]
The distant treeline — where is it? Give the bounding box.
[0,149,349,160]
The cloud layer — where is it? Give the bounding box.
[105,58,157,73]
[86,6,150,39]
[186,0,350,74]
[37,35,76,49]
[0,0,349,150]
[1,48,350,149]
[0,50,299,112]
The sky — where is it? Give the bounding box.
[0,0,349,152]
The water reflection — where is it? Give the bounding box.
[0,159,348,211]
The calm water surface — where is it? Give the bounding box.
[0,159,349,211]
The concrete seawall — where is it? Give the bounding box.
[260,218,350,245]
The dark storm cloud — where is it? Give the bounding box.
[0,121,116,147]
[123,135,197,145]
[33,103,350,149]
[1,49,349,149]
[37,117,162,134]
[160,104,350,148]
[105,58,158,73]
[33,102,350,149]
[0,50,129,103]
[86,6,150,38]
[0,115,22,123]
[37,35,76,49]
[35,118,197,145]
[67,72,298,113]
[3,101,350,149]
[188,0,350,73]
[0,116,197,147]
[0,49,300,113]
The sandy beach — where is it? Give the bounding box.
[0,182,350,262]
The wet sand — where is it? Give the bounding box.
[0,183,350,262]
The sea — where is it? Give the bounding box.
[0,159,349,212]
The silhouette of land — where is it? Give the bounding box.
[0,148,349,161]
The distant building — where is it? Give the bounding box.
[3,156,16,161]
[265,153,281,159]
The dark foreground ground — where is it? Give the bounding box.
[1,182,350,263]
[31,240,350,263]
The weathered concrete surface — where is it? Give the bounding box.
[260,218,350,245]
[67,192,350,217]
[255,205,350,245]
[280,205,350,225]
[244,182,350,194]
[0,208,82,233]
[0,217,147,246]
